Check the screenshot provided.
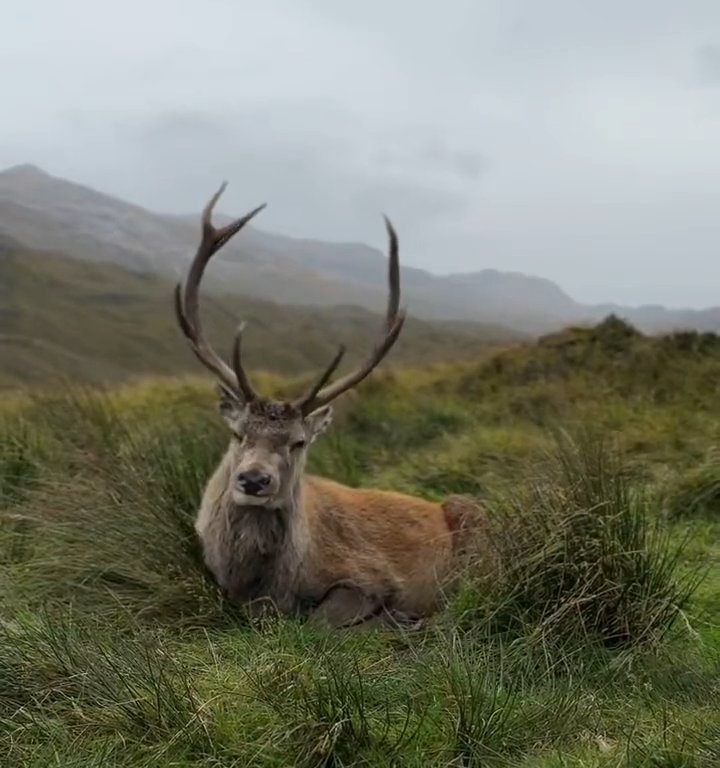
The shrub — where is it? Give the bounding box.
[457,433,699,646]
[665,456,720,519]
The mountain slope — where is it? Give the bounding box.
[0,165,399,315]
[0,236,522,388]
[1,164,718,334]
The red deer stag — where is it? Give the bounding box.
[175,183,478,627]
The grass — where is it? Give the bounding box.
[664,453,720,519]
[455,433,700,647]
[1,320,719,765]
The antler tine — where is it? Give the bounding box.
[173,282,237,392]
[293,344,347,413]
[383,215,400,331]
[174,182,266,399]
[231,322,259,403]
[300,216,406,414]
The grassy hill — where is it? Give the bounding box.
[0,236,522,389]
[1,320,719,765]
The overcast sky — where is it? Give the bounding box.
[3,0,720,307]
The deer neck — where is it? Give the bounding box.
[206,455,310,609]
[226,480,309,560]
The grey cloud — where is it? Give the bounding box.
[694,44,720,84]
[352,179,467,225]
[418,140,487,181]
[448,151,487,181]
[372,139,487,183]
[99,105,471,243]
[2,0,720,307]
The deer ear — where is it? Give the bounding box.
[305,405,334,440]
[216,383,242,424]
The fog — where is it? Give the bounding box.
[3,0,720,307]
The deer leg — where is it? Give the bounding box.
[307,582,427,630]
[308,584,383,628]
[349,607,426,631]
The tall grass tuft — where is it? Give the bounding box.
[0,415,49,507]
[665,453,720,519]
[458,433,700,647]
[2,390,235,626]
[239,629,425,766]
[434,634,580,766]
[0,611,211,763]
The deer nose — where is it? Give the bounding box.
[236,470,273,496]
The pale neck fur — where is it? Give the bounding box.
[196,446,311,610]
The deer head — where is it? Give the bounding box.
[174,183,405,508]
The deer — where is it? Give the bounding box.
[174,183,481,628]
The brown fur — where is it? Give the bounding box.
[195,398,482,626]
[176,193,481,626]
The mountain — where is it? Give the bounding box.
[0,235,521,388]
[1,164,718,335]
[0,165,387,314]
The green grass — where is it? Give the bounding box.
[1,320,720,766]
[451,433,700,647]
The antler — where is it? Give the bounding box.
[174,183,265,402]
[293,216,406,414]
[176,186,405,412]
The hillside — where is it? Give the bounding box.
[0,236,521,388]
[2,164,719,334]
[458,315,720,406]
[1,318,719,765]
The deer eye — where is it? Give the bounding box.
[290,439,307,451]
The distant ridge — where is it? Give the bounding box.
[1,164,718,334]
